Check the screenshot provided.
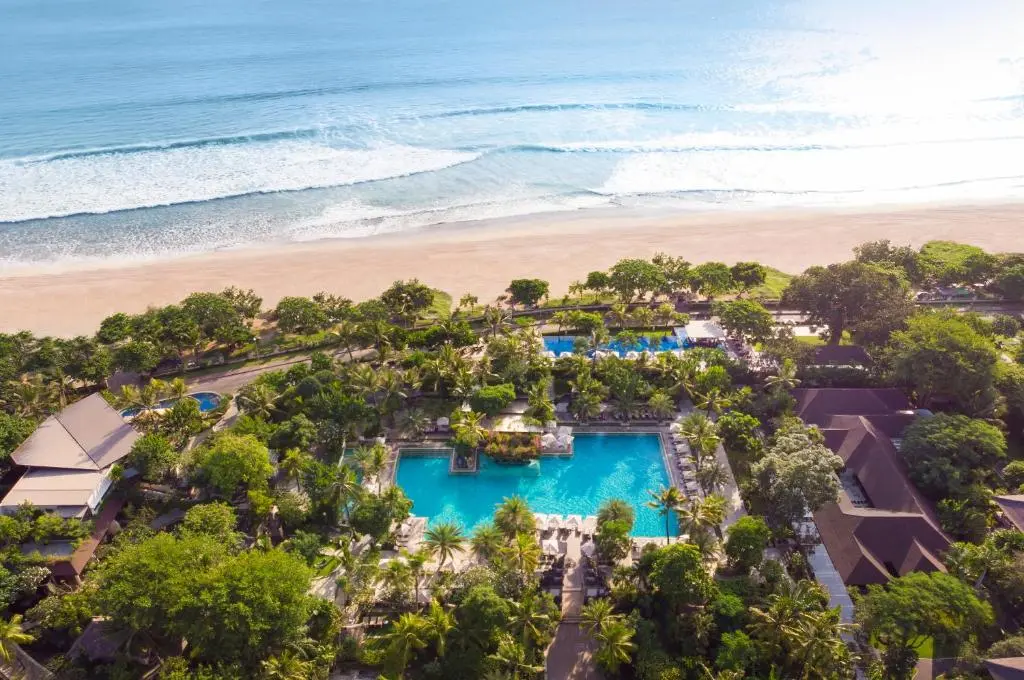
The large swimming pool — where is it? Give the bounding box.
[543,334,683,357]
[395,433,674,537]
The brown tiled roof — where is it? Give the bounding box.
[50,496,124,580]
[796,388,949,586]
[12,394,139,472]
[793,388,911,425]
[995,496,1024,533]
[811,345,872,366]
[986,658,1024,680]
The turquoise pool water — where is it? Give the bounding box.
[121,391,221,418]
[395,433,674,537]
[543,335,683,357]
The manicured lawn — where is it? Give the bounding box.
[426,289,453,319]
[751,267,795,299]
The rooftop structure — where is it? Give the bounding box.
[793,388,949,586]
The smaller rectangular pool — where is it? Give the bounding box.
[543,334,683,357]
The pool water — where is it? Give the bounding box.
[543,335,682,357]
[395,433,675,537]
[121,391,221,418]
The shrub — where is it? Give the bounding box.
[469,383,516,416]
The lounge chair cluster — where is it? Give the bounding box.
[669,434,702,497]
[535,513,584,538]
[396,517,426,549]
[538,554,565,608]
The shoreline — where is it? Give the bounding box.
[4,202,1024,336]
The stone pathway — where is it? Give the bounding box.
[545,531,600,679]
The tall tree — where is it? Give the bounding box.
[423,522,467,573]
[782,261,910,345]
[646,486,684,543]
[751,423,842,528]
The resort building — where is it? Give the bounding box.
[994,495,1024,533]
[0,393,139,518]
[793,388,950,587]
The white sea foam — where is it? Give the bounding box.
[0,140,479,223]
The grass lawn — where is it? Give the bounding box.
[426,289,453,319]
[751,267,795,299]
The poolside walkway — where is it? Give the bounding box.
[546,531,600,679]
[713,440,746,532]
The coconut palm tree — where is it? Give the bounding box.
[0,614,33,663]
[748,580,828,659]
[646,486,684,544]
[631,306,654,330]
[785,608,853,680]
[279,448,313,487]
[606,303,630,329]
[765,358,801,396]
[380,612,427,678]
[494,496,534,539]
[470,523,505,563]
[168,377,189,400]
[379,560,414,603]
[422,522,466,573]
[695,458,729,494]
[678,494,727,542]
[397,407,431,439]
[3,376,58,419]
[695,387,732,416]
[423,599,455,657]
[580,598,617,636]
[596,499,635,527]
[568,280,587,306]
[451,409,487,449]
[592,618,636,675]
[261,650,316,680]
[509,591,552,651]
[335,465,362,524]
[524,379,554,425]
[334,319,362,361]
[376,368,409,424]
[404,549,428,605]
[503,532,542,578]
[354,444,389,493]
[488,633,544,680]
[647,390,676,421]
[236,382,279,420]
[483,305,512,338]
[457,293,479,316]
[678,411,720,465]
[349,363,380,402]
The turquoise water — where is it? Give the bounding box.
[395,433,674,537]
[2,0,1023,267]
[120,391,220,418]
[544,335,683,357]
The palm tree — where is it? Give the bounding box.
[494,496,534,539]
[380,612,427,678]
[509,591,552,651]
[524,379,554,425]
[484,305,512,338]
[335,465,362,524]
[334,319,362,361]
[646,486,684,544]
[631,306,654,330]
[279,448,312,486]
[568,369,605,422]
[354,443,389,493]
[379,560,414,603]
[0,614,33,663]
[4,376,57,419]
[457,293,479,316]
[488,633,544,680]
[765,358,801,396]
[503,532,542,577]
[568,280,586,306]
[749,580,828,659]
[404,549,428,605]
[168,377,189,400]
[785,609,853,680]
[695,458,729,494]
[236,382,279,420]
[695,387,732,416]
[423,599,455,657]
[580,598,617,636]
[606,303,630,329]
[261,650,315,680]
[349,363,380,402]
[422,522,466,573]
[452,409,488,449]
[647,390,676,421]
[678,411,720,465]
[592,618,636,675]
[678,494,727,542]
[397,407,431,439]
[471,523,505,563]
[596,499,635,527]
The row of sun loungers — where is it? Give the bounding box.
[670,434,702,497]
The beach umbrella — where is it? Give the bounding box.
[542,538,561,555]
[534,513,548,530]
[580,541,596,558]
[565,515,583,531]
[546,515,562,532]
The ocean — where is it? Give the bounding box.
[1,0,1023,268]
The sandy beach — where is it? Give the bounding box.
[3,203,1024,336]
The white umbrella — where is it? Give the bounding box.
[534,513,548,530]
[542,537,561,555]
[546,515,562,532]
[580,541,596,558]
[565,515,583,531]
